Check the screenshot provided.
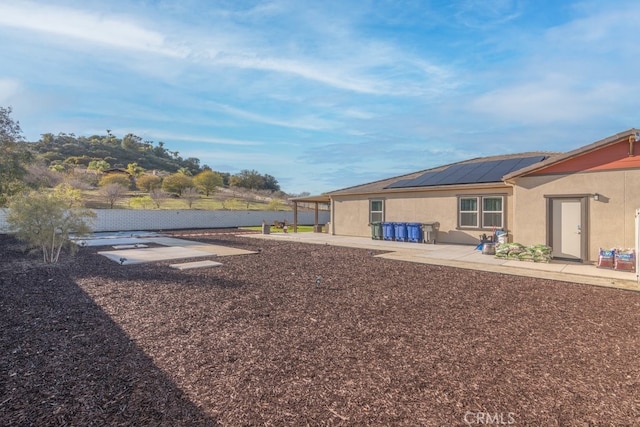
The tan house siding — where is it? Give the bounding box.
[332,185,513,244]
[332,195,371,237]
[512,169,640,261]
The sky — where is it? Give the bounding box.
[1,0,639,195]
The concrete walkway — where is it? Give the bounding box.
[245,232,640,292]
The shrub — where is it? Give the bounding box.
[136,174,162,192]
[130,195,154,209]
[6,189,95,263]
[98,173,132,189]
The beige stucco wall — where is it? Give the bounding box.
[512,169,640,262]
[331,185,513,245]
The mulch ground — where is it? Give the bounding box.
[1,229,640,426]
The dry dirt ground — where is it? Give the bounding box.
[1,229,640,426]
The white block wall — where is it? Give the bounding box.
[0,209,329,233]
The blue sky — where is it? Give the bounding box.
[1,0,638,195]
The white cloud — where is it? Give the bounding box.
[467,1,640,125]
[470,79,618,123]
[0,1,185,57]
[0,1,457,97]
[0,78,21,104]
[213,53,402,95]
[209,102,336,131]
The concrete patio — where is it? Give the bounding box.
[245,232,640,292]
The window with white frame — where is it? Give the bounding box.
[369,199,384,223]
[458,195,504,229]
[459,197,479,227]
[482,196,503,228]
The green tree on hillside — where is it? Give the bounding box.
[229,169,280,191]
[262,174,281,191]
[88,159,111,172]
[230,169,263,190]
[121,133,141,150]
[177,167,192,176]
[193,170,223,196]
[126,162,145,177]
[162,173,193,195]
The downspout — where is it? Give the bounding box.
[629,135,635,157]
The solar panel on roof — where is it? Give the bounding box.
[412,170,441,186]
[454,161,495,184]
[384,155,547,189]
[386,178,414,189]
[483,159,518,181]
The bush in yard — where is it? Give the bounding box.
[6,188,95,263]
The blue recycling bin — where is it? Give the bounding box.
[382,222,395,241]
[407,222,422,243]
[394,222,408,242]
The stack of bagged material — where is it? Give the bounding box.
[597,248,636,272]
[495,243,552,263]
[615,249,635,272]
[597,248,615,269]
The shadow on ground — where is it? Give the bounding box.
[0,237,218,426]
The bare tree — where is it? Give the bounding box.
[181,187,199,208]
[24,163,63,188]
[100,183,128,209]
[149,188,169,208]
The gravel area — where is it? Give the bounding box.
[1,229,640,426]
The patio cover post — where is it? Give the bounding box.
[293,202,298,233]
[314,202,319,231]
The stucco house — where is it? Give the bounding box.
[301,129,640,264]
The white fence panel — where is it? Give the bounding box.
[0,209,329,233]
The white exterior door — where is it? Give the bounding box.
[551,198,583,260]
